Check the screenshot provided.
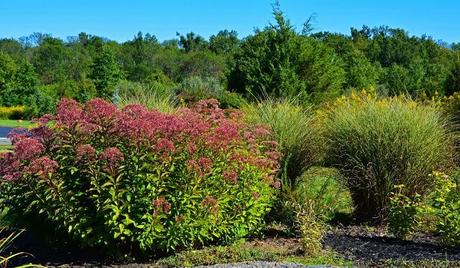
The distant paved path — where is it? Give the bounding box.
[0,127,13,145]
[0,127,12,138]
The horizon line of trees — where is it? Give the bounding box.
[1,5,460,116]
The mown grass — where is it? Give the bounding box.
[0,120,33,128]
[0,145,13,153]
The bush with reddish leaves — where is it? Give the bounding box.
[0,98,280,254]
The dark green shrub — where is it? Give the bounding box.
[295,168,353,221]
[229,8,345,102]
[24,89,57,118]
[0,98,280,254]
[216,91,247,109]
[0,87,35,107]
[323,90,454,222]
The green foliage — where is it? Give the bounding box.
[430,172,460,246]
[0,106,26,120]
[242,98,321,183]
[269,167,352,228]
[388,185,423,240]
[23,89,57,118]
[30,37,71,84]
[177,32,208,53]
[295,168,353,221]
[350,26,453,96]
[0,99,279,255]
[0,53,39,110]
[296,201,325,256]
[446,52,460,95]
[176,76,247,108]
[322,91,454,222]
[179,52,227,80]
[386,173,459,245]
[296,37,346,103]
[89,45,123,99]
[156,236,350,267]
[343,49,381,89]
[209,30,240,55]
[0,87,36,107]
[313,32,381,90]
[229,9,345,102]
[115,80,177,113]
[0,52,18,92]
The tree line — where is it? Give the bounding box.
[1,7,459,116]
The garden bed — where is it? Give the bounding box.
[5,224,459,267]
[324,225,460,266]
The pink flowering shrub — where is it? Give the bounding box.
[0,98,280,254]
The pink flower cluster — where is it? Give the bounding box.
[100,147,124,170]
[153,196,171,214]
[0,153,21,181]
[1,98,280,189]
[26,156,59,178]
[76,144,97,161]
[223,170,238,184]
[201,195,219,214]
[14,138,45,161]
[0,136,58,181]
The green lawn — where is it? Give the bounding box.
[0,145,13,152]
[0,119,34,128]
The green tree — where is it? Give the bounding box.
[229,6,345,102]
[14,60,38,89]
[177,32,208,52]
[180,51,226,80]
[0,52,17,92]
[89,45,123,99]
[209,30,240,55]
[121,32,160,82]
[314,32,380,89]
[446,52,460,95]
[31,37,71,84]
[350,26,453,96]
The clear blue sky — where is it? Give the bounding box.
[0,0,458,43]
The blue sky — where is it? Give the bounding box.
[0,0,458,43]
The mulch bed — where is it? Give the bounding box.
[4,225,460,267]
[323,225,460,265]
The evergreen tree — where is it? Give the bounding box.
[89,45,123,99]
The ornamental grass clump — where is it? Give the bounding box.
[322,90,455,222]
[0,98,280,254]
[242,98,322,185]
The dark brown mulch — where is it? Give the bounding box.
[4,225,460,267]
[323,225,460,265]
